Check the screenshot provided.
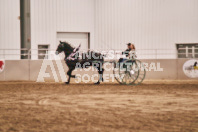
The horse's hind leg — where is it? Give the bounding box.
[101,68,104,82]
[95,68,104,84]
[95,63,104,84]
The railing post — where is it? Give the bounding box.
[28,49,31,60]
[155,49,157,59]
[28,49,31,80]
[3,49,5,59]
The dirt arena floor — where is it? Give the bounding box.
[0,81,198,132]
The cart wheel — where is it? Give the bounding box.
[113,59,139,85]
[132,60,146,85]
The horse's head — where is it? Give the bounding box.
[56,41,65,55]
[55,41,74,55]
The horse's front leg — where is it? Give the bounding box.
[65,68,75,84]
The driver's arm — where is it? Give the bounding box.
[122,49,130,57]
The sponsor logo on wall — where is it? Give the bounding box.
[0,59,5,73]
[183,59,198,78]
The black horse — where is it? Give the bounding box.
[56,41,104,84]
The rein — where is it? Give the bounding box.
[66,44,81,61]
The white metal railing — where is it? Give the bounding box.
[0,48,197,60]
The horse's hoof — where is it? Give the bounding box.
[71,75,75,78]
[65,82,70,84]
[94,81,100,85]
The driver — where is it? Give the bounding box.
[119,43,136,62]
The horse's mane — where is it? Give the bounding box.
[61,41,74,51]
